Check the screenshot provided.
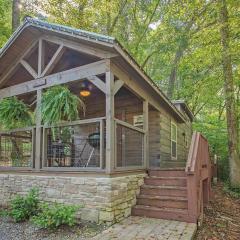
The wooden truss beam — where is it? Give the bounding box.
[0,60,107,99]
[86,76,106,93]
[0,40,39,86]
[40,44,64,77]
[20,60,38,79]
[113,79,124,95]
[38,39,44,77]
[43,35,118,59]
[110,62,163,113]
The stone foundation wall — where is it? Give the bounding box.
[0,173,146,224]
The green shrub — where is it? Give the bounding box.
[10,188,39,222]
[32,202,79,229]
[0,209,8,217]
[223,181,240,198]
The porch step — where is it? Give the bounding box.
[132,205,192,222]
[148,169,186,177]
[160,161,187,168]
[132,168,191,222]
[141,185,187,197]
[137,195,188,209]
[144,176,187,187]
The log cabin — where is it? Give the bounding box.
[0,17,212,224]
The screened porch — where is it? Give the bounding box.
[0,81,148,173]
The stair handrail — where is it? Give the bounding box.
[185,131,212,223]
[185,132,200,174]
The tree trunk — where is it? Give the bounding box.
[167,20,193,99]
[12,0,21,33]
[167,48,184,99]
[220,0,240,185]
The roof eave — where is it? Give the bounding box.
[172,100,194,122]
[0,21,30,58]
[113,42,186,123]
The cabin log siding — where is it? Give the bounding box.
[147,106,192,168]
[149,110,161,167]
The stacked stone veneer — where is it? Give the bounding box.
[0,173,146,224]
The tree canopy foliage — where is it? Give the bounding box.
[0,0,239,182]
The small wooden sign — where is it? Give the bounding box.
[33,78,46,88]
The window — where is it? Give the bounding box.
[171,122,177,159]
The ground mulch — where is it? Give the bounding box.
[195,182,240,240]
[0,216,105,240]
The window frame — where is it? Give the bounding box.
[171,121,177,159]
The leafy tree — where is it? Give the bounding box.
[0,0,11,47]
[219,0,240,185]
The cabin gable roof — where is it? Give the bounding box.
[0,17,186,122]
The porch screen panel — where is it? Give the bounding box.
[0,130,33,167]
[44,121,105,168]
[116,123,144,167]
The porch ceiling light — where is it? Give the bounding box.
[80,83,91,97]
[80,89,91,97]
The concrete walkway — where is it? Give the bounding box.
[93,216,197,240]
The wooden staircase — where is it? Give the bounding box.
[132,168,193,222]
[132,132,213,223]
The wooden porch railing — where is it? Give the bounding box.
[185,131,212,223]
[0,127,34,170]
[114,118,145,170]
[42,118,105,171]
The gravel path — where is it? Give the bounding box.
[0,216,105,240]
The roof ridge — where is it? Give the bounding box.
[24,17,116,43]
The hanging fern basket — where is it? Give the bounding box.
[41,85,86,126]
[0,97,33,130]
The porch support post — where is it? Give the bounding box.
[105,70,115,174]
[35,89,42,170]
[143,100,149,169]
[38,39,44,77]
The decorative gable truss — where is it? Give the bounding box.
[0,35,125,173]
[0,37,124,99]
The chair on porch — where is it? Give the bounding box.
[73,132,100,168]
[47,131,101,168]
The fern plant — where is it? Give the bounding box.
[41,86,85,126]
[0,96,33,130]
